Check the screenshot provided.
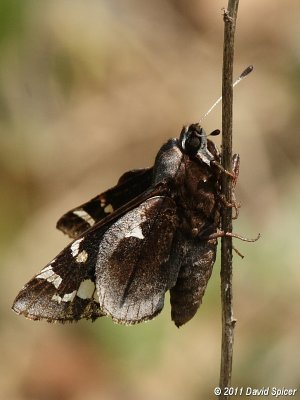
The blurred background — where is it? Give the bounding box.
[1,1,300,399]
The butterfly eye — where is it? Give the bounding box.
[185,133,202,156]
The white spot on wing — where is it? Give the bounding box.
[99,196,106,207]
[36,267,62,289]
[40,259,56,273]
[71,237,84,257]
[76,250,88,263]
[51,294,62,304]
[40,265,53,273]
[73,210,95,226]
[49,275,63,289]
[36,269,53,280]
[77,279,95,300]
[104,204,114,214]
[125,225,144,240]
[63,291,77,302]
[52,290,76,304]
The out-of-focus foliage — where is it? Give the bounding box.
[1,1,299,399]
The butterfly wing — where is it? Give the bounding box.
[57,168,153,239]
[12,188,178,324]
[12,225,109,322]
[170,235,217,327]
[96,196,180,324]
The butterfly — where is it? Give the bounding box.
[12,123,239,327]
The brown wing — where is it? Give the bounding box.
[56,168,153,239]
[95,196,180,324]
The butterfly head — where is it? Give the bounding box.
[180,123,220,165]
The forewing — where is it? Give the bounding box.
[170,235,217,327]
[12,227,109,322]
[96,196,179,324]
[57,168,153,239]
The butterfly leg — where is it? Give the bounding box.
[205,230,261,242]
[216,153,240,218]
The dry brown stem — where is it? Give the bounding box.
[219,1,239,398]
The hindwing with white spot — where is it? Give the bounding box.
[12,195,179,324]
[96,196,180,325]
[12,185,170,323]
[12,226,109,322]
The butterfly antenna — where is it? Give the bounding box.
[199,65,253,124]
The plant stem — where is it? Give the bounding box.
[219,1,239,398]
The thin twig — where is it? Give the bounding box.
[219,1,239,399]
